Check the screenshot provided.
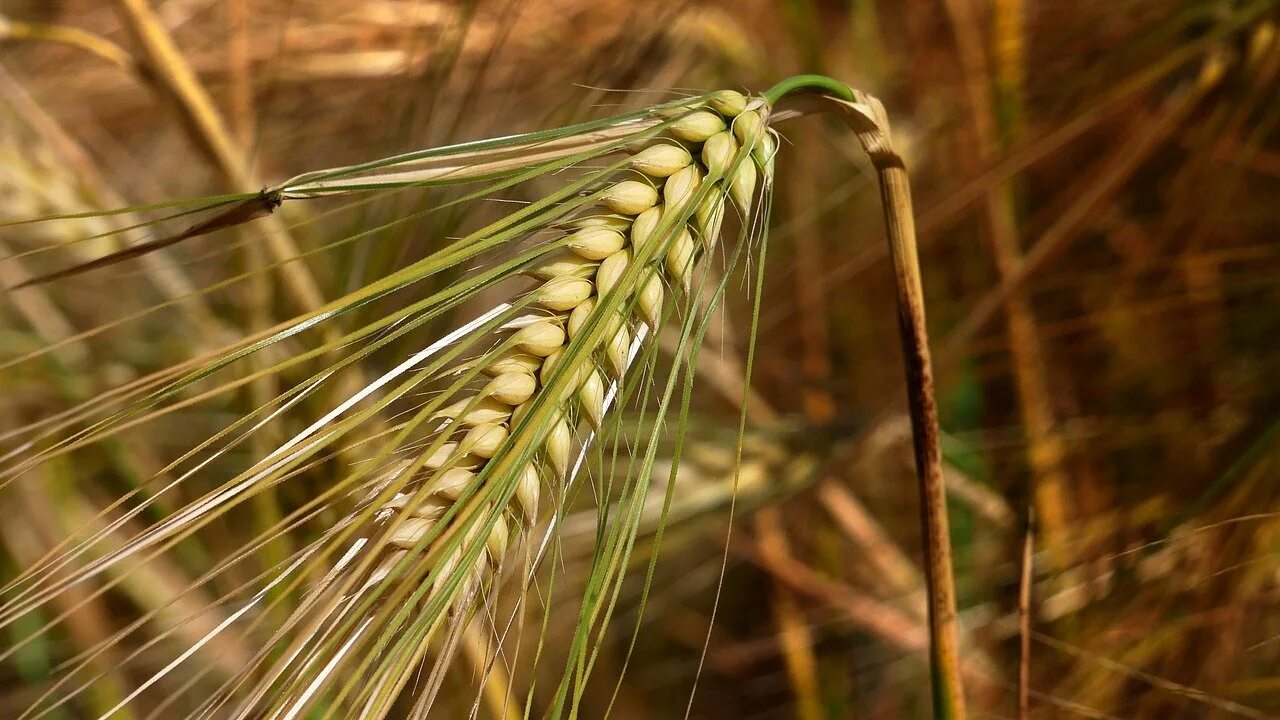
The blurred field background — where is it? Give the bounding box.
[3,0,1280,718]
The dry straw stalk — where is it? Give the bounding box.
[767,75,969,720]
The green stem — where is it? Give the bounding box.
[762,74,855,105]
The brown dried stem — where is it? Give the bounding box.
[769,78,968,719]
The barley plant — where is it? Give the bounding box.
[0,67,965,719]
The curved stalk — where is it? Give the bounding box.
[768,76,968,720]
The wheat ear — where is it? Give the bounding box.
[231,90,774,718]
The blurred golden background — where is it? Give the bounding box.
[2,1,1280,718]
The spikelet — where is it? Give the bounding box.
[729,159,759,213]
[631,205,664,250]
[600,180,658,215]
[663,164,704,213]
[567,226,627,260]
[528,250,598,280]
[535,276,593,311]
[670,110,727,142]
[485,350,543,376]
[483,372,536,405]
[732,110,765,150]
[701,131,739,179]
[707,89,748,117]
[513,321,565,356]
[595,248,631,297]
[664,228,697,288]
[567,297,596,339]
[630,142,693,177]
[637,269,665,329]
